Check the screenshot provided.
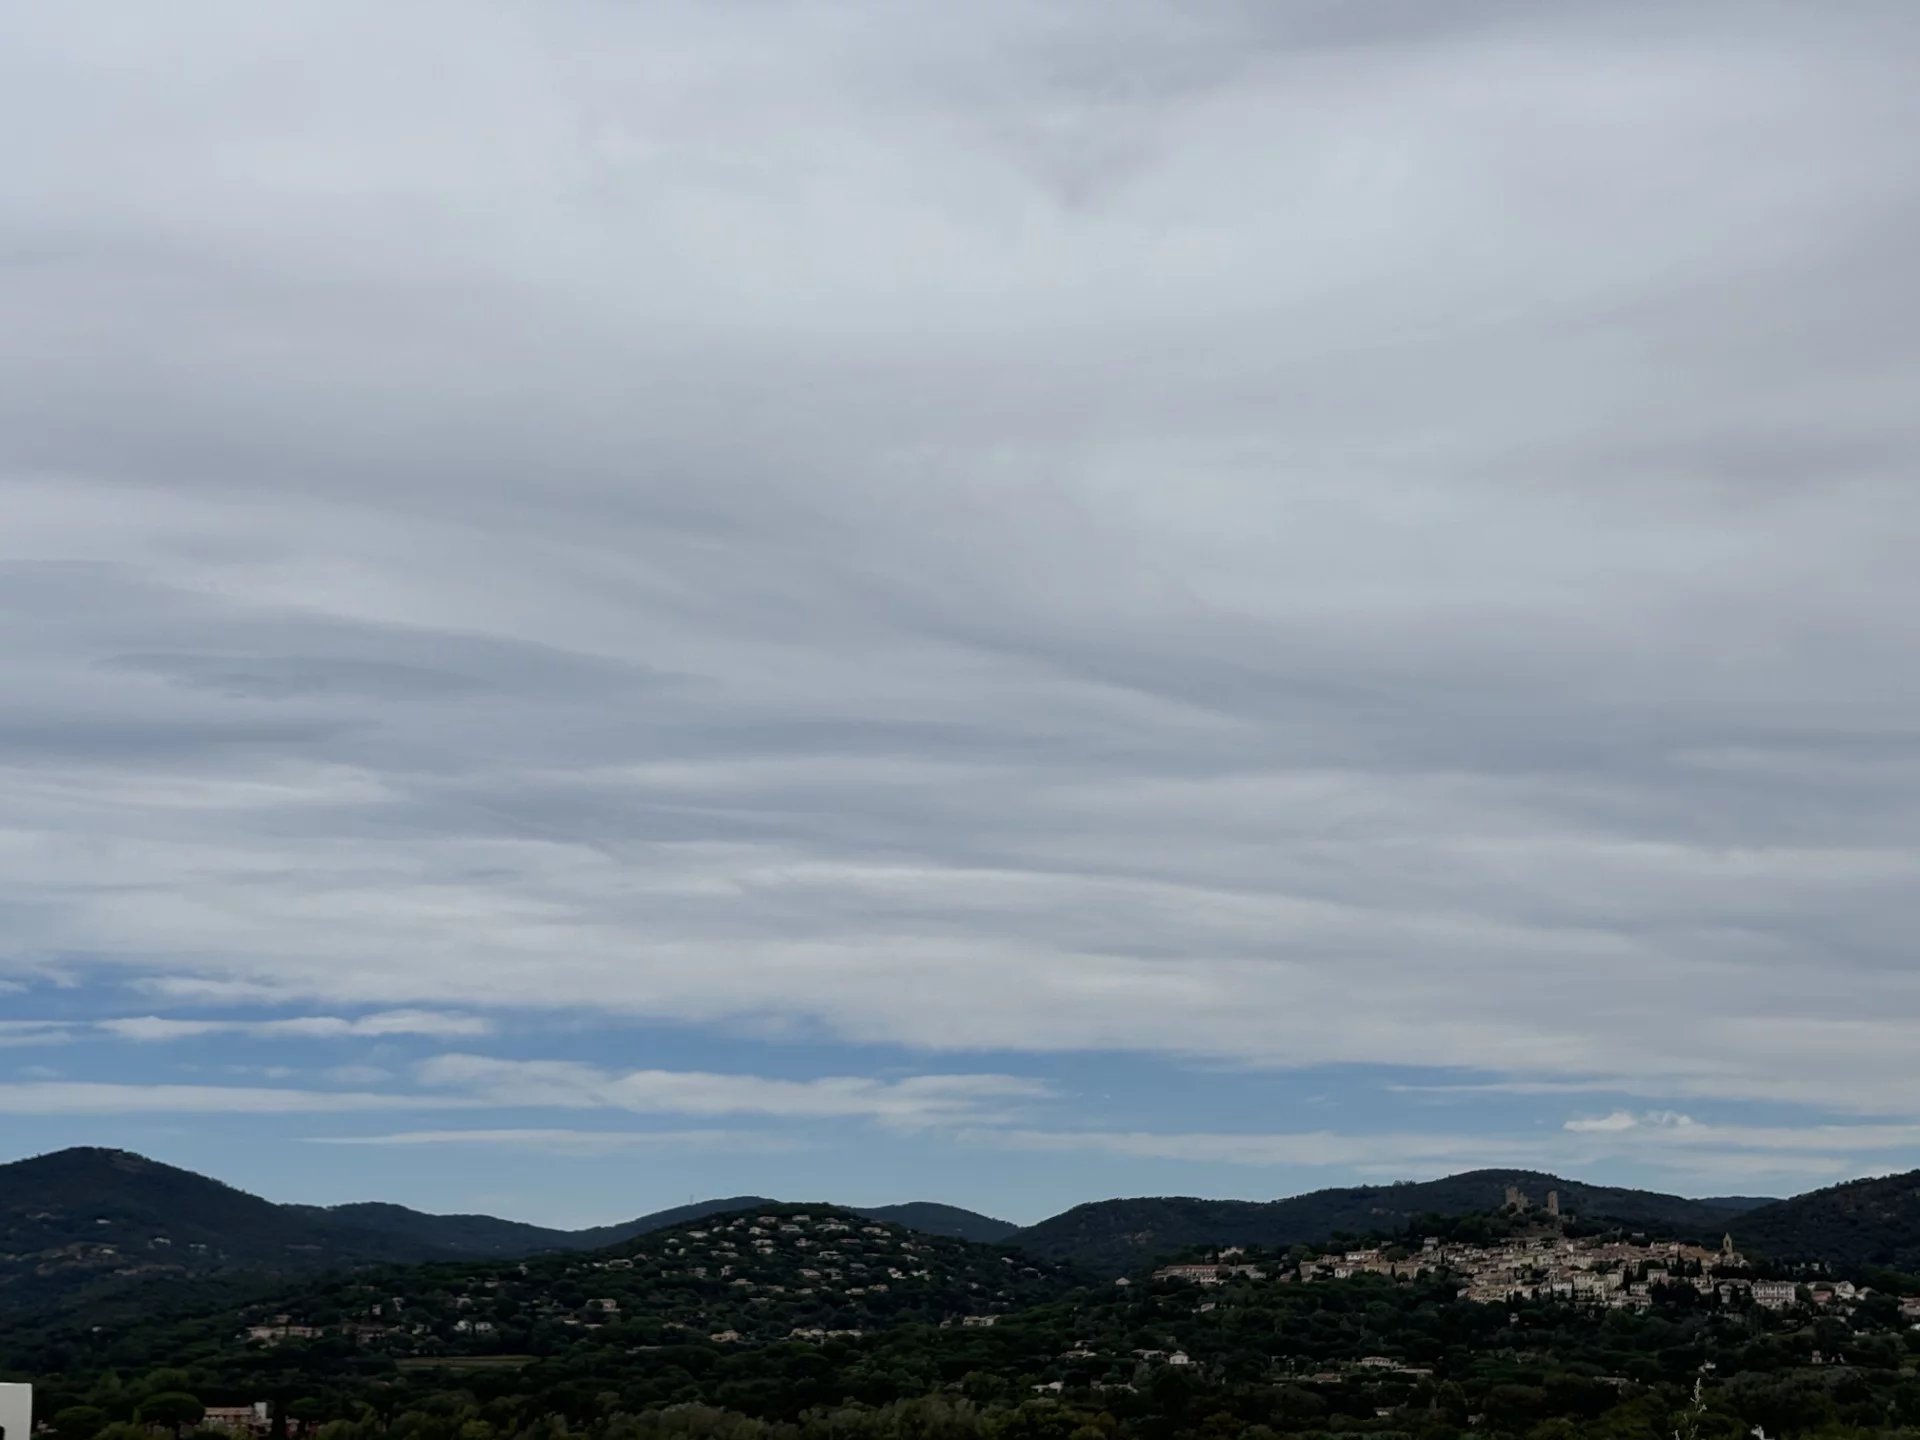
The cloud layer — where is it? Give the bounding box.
[99,1012,494,1042]
[3,0,1920,1205]
[415,1056,1051,1124]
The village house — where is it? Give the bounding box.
[200,1405,270,1433]
[1153,1262,1267,1285]
[244,1322,322,1344]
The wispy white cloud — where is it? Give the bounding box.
[304,1127,808,1155]
[973,1127,1535,1169]
[1564,1110,1696,1134]
[0,1058,1048,1126]
[1396,1068,1920,1118]
[323,1063,396,1085]
[0,1022,72,1050]
[97,1010,493,1041]
[416,1055,1052,1124]
[1634,1152,1858,1184]
[1565,1112,1920,1154]
[0,1081,482,1115]
[973,1115,1920,1194]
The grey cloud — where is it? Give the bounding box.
[0,0,1917,1120]
[0,716,355,763]
[110,654,493,701]
[303,1128,808,1155]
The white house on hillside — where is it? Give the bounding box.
[0,1382,31,1440]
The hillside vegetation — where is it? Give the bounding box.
[0,1150,1014,1325]
[18,1208,1920,1440]
[1011,1169,1764,1273]
[3,1202,1078,1377]
[0,1149,435,1311]
[1734,1169,1920,1271]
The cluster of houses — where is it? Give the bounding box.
[644,1212,942,1304]
[1157,1233,1920,1318]
[198,1405,272,1434]
[241,1319,325,1344]
[239,1210,1036,1354]
[1292,1232,1759,1308]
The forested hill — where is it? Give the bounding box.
[3,1202,1080,1374]
[567,1198,1017,1249]
[0,1148,1793,1314]
[858,1203,1020,1243]
[1730,1168,1920,1270]
[282,1202,586,1257]
[21,1209,1920,1440]
[1697,1196,1780,1214]
[0,1148,438,1312]
[557,1198,784,1250]
[273,1202,1070,1348]
[0,1150,1017,1322]
[1009,1169,1766,1273]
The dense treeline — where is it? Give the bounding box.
[1736,1173,1920,1273]
[18,1259,1920,1439]
[1012,1172,1765,1275]
[19,1205,1920,1440]
[0,1153,1016,1331]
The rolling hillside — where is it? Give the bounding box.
[0,1149,1016,1323]
[1009,1169,1764,1273]
[1730,1168,1920,1270]
[0,1148,433,1311]
[857,1202,1020,1243]
[567,1197,1017,1249]
[3,1146,1855,1332]
[121,1202,1079,1369]
[284,1201,584,1257]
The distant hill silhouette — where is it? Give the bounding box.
[564,1197,1016,1247]
[858,1201,1020,1243]
[0,1148,1015,1320]
[1695,1195,1779,1214]
[8,1147,1860,1326]
[0,1147,427,1316]
[1730,1169,1920,1271]
[1007,1169,1765,1273]
[283,1200,584,1256]
[563,1195,782,1249]
[2,1198,1073,1376]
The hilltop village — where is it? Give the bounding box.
[1152,1188,1920,1321]
[1156,1232,1794,1310]
[25,1191,1920,1440]
[230,1193,1920,1368]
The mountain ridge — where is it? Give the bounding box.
[1009,1168,1774,1274]
[1724,1166,1920,1271]
[233,1200,1075,1359]
[0,1148,1017,1319]
[21,1146,1910,1326]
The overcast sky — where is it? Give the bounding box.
[3,0,1919,1227]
